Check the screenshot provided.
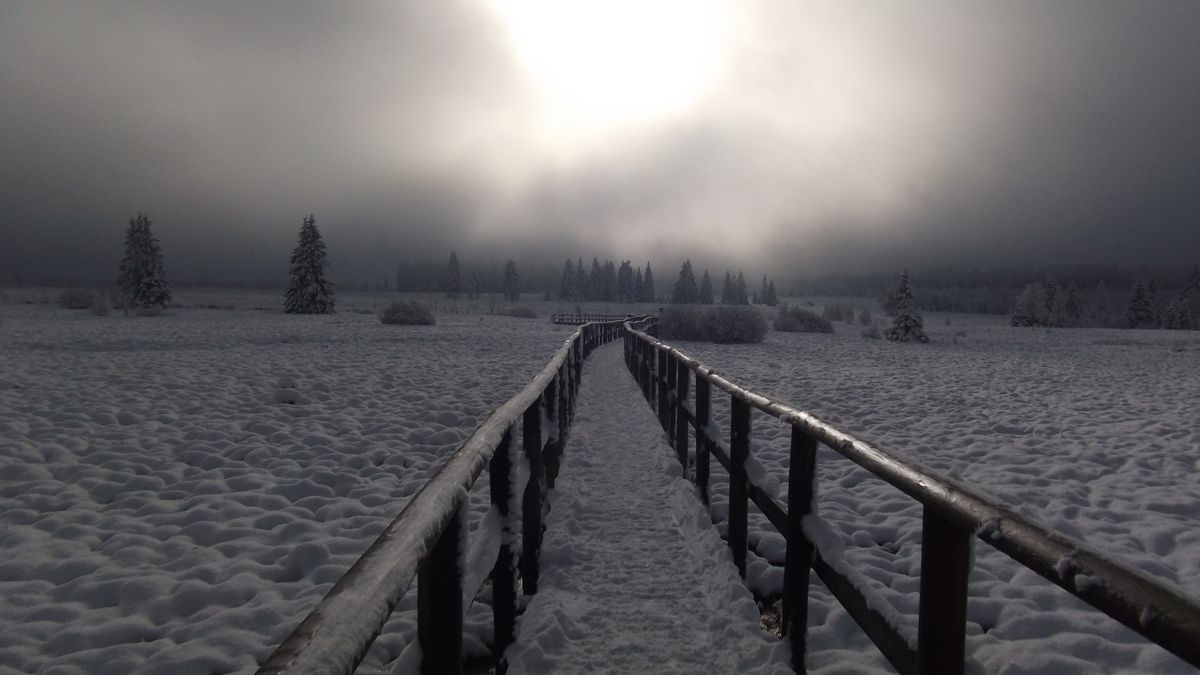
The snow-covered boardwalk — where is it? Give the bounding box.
[505,343,788,674]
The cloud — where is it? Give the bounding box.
[2,0,1198,283]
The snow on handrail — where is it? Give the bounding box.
[623,316,1200,672]
[257,319,629,675]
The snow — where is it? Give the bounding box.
[659,313,1200,673]
[505,343,789,674]
[0,301,576,674]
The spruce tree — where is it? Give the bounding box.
[560,258,576,301]
[721,271,735,304]
[284,214,334,314]
[617,261,635,302]
[503,260,520,301]
[117,212,172,312]
[575,257,587,301]
[672,260,698,303]
[885,270,928,342]
[1011,283,1044,327]
[735,272,749,305]
[642,262,656,302]
[603,260,617,301]
[1127,278,1154,328]
[446,251,462,299]
[635,267,645,303]
[759,275,770,305]
[699,270,714,304]
[1063,281,1082,325]
[765,281,778,306]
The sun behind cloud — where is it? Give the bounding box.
[486,0,731,136]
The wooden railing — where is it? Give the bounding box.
[550,312,635,325]
[257,319,629,675]
[622,316,1200,674]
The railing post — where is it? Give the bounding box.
[729,396,750,577]
[544,375,560,490]
[657,349,669,431]
[783,426,817,673]
[694,376,710,505]
[674,358,689,473]
[489,429,516,667]
[573,339,582,391]
[640,340,651,400]
[917,506,971,675]
[521,396,544,594]
[418,504,464,675]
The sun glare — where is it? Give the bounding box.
[488,0,729,133]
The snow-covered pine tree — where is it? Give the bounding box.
[672,260,698,303]
[617,261,635,302]
[735,272,749,305]
[1127,278,1155,328]
[503,260,520,301]
[603,260,617,301]
[720,271,734,304]
[117,212,172,312]
[759,275,769,305]
[284,214,335,314]
[642,262,656,302]
[446,251,462,299]
[698,270,714,304]
[885,270,928,342]
[766,281,778,306]
[560,258,576,301]
[1011,283,1045,327]
[1042,276,1060,325]
[1062,281,1082,325]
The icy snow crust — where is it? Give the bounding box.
[666,314,1200,674]
[0,303,575,674]
[505,343,789,674]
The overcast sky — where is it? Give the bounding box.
[2,0,1198,284]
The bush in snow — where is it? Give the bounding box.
[379,301,435,325]
[885,271,929,343]
[498,305,538,319]
[861,322,882,340]
[658,305,767,343]
[117,212,171,312]
[774,305,834,333]
[90,292,110,316]
[284,214,335,314]
[858,308,873,325]
[58,288,93,309]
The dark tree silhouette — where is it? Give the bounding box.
[503,259,520,301]
[699,270,714,304]
[885,270,928,342]
[117,212,172,312]
[641,262,656,302]
[284,214,334,314]
[446,250,462,299]
[672,260,698,303]
[560,258,576,301]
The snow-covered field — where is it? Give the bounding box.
[3,293,1198,674]
[0,298,577,674]
[670,312,1200,673]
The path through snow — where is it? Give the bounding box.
[505,343,789,674]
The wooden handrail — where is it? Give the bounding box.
[257,319,630,675]
[622,316,1200,674]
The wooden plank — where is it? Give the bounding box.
[489,430,515,665]
[917,506,971,675]
[418,504,463,675]
[674,359,689,473]
[784,427,817,673]
[694,377,710,504]
[521,397,543,594]
[729,397,750,577]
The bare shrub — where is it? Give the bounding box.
[658,306,766,343]
[90,292,110,316]
[379,301,435,325]
[58,288,93,309]
[774,306,834,333]
[499,305,538,319]
[858,309,873,325]
[821,303,854,322]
